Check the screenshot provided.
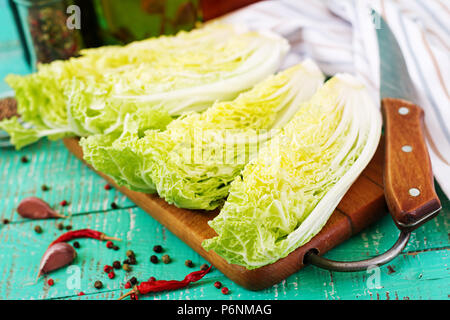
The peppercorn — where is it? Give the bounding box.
[73,241,80,249]
[153,245,163,253]
[214,281,222,289]
[185,259,193,267]
[148,276,156,282]
[20,156,28,163]
[108,271,115,279]
[112,261,121,269]
[2,219,9,225]
[110,202,118,209]
[221,287,229,295]
[123,259,130,265]
[162,254,171,264]
[60,200,68,206]
[94,280,103,289]
[122,263,132,272]
[112,245,119,251]
[150,255,158,264]
[65,225,72,231]
[56,222,64,230]
[41,184,50,191]
[128,256,137,265]
[124,282,131,289]
[129,277,138,285]
[34,225,43,234]
[103,265,113,273]
[106,241,113,249]
[104,184,112,190]
[77,292,85,296]
[47,279,54,286]
[126,250,135,258]
[200,263,209,271]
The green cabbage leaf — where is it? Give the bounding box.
[202,74,382,269]
[1,23,289,149]
[81,60,325,208]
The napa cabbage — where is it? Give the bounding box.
[1,23,289,149]
[81,60,325,208]
[202,74,382,269]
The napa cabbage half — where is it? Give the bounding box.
[1,23,289,149]
[80,60,325,209]
[202,74,382,269]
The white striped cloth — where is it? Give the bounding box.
[220,0,450,199]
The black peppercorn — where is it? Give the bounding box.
[200,264,209,271]
[65,225,72,231]
[110,202,118,209]
[56,222,64,230]
[73,241,80,249]
[41,184,50,191]
[162,254,171,264]
[123,259,130,265]
[185,259,193,267]
[129,277,138,285]
[128,256,137,265]
[112,261,121,269]
[20,156,28,163]
[2,219,9,225]
[126,250,135,258]
[112,245,119,251]
[94,280,103,289]
[34,225,43,234]
[150,255,158,264]
[153,245,163,253]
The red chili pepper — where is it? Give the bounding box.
[118,266,212,300]
[49,229,121,247]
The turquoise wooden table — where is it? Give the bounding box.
[0,4,449,300]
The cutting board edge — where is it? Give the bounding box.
[63,137,386,290]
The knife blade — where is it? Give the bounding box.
[374,10,441,230]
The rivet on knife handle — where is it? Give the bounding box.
[382,98,441,231]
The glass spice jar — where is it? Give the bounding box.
[13,0,84,70]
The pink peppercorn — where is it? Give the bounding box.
[103,265,112,273]
[214,281,222,289]
[77,292,85,296]
[47,279,54,286]
[104,184,112,190]
[148,276,156,282]
[60,200,68,206]
[108,271,115,279]
[106,241,113,249]
[221,287,229,295]
[124,282,131,289]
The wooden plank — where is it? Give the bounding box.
[62,137,388,290]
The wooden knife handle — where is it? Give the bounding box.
[382,98,441,230]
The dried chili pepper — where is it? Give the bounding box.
[49,229,121,247]
[118,266,212,300]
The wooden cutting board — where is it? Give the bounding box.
[63,137,387,290]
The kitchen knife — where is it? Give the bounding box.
[375,10,441,231]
